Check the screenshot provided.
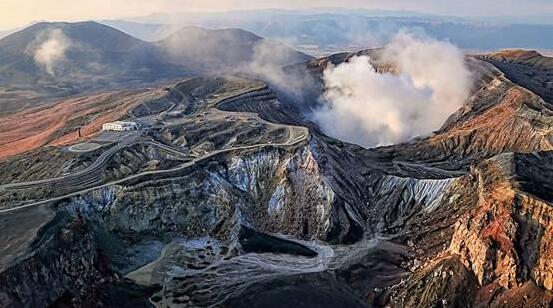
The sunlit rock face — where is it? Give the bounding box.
[450,153,553,291]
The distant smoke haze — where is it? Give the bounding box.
[157,26,314,100]
[2,0,553,30]
[31,29,72,75]
[312,32,472,148]
[244,39,315,99]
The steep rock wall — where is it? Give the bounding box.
[0,216,112,307]
[449,153,553,291]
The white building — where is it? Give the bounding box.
[102,121,139,131]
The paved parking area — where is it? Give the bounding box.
[93,131,139,143]
[67,142,102,153]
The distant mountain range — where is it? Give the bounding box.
[101,10,553,55]
[0,21,310,115]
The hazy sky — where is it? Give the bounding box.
[1,0,552,30]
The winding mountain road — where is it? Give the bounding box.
[0,87,310,214]
[0,139,193,192]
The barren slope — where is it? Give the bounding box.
[0,89,164,159]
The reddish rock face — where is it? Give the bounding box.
[387,153,553,307]
[450,154,526,289]
[441,117,553,293]
[430,87,553,155]
[373,52,553,306]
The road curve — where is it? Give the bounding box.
[0,125,308,214]
[0,86,310,214]
[0,139,197,192]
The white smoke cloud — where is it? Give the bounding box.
[32,29,72,75]
[312,32,472,148]
[245,40,314,98]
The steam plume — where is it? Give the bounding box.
[245,40,315,100]
[32,29,72,75]
[312,32,472,148]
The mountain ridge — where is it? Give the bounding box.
[0,21,311,115]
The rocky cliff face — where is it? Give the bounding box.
[0,214,113,307]
[0,140,349,306]
[57,141,360,244]
[449,152,553,291]
[386,152,553,307]
[371,55,553,307]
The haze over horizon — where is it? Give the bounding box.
[1,0,553,30]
